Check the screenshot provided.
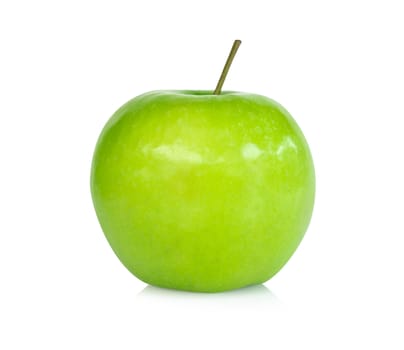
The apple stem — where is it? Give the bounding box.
[213,40,242,95]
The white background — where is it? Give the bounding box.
[1,0,403,349]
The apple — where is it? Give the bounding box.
[90,41,315,292]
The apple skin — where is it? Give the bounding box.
[91,90,315,292]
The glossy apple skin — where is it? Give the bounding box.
[91,91,315,292]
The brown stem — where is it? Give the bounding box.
[213,40,242,95]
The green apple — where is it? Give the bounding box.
[91,41,315,292]
[91,90,315,292]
